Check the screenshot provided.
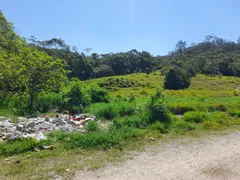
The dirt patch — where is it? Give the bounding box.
[74,131,240,180]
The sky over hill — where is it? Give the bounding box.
[1,0,240,55]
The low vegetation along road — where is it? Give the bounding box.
[74,131,240,180]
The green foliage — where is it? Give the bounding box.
[86,121,101,132]
[0,138,51,156]
[35,93,62,113]
[183,111,208,123]
[228,109,240,117]
[113,114,147,129]
[169,103,195,114]
[164,67,191,90]
[0,45,66,111]
[145,68,150,77]
[61,82,91,114]
[201,111,232,129]
[173,121,197,133]
[48,127,145,150]
[98,78,141,89]
[93,65,114,78]
[88,85,110,103]
[85,101,136,120]
[150,122,169,134]
[147,90,171,124]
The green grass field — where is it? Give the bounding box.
[1,72,240,180]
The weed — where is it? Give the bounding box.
[183,111,208,123]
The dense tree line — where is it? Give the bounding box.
[165,36,240,77]
[28,38,161,80]
[28,35,240,81]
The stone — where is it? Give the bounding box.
[1,113,96,141]
[16,122,25,132]
[26,121,35,129]
[1,120,11,127]
[45,117,51,122]
[19,117,27,121]
[60,124,75,132]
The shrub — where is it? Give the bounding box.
[164,67,190,90]
[100,105,117,119]
[174,121,196,133]
[215,104,228,112]
[150,122,168,134]
[60,83,91,114]
[147,90,171,124]
[35,93,62,113]
[228,110,240,117]
[88,85,110,103]
[169,103,195,114]
[113,114,146,129]
[86,121,101,132]
[183,111,208,123]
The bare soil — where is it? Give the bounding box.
[74,131,240,180]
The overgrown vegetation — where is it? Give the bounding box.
[0,10,240,180]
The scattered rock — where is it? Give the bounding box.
[16,122,25,132]
[0,114,97,141]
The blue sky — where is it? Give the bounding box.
[1,0,240,55]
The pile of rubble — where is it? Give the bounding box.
[0,114,96,142]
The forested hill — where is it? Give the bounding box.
[29,36,240,80]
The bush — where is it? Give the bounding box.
[35,93,62,113]
[86,121,101,132]
[169,103,195,114]
[113,114,146,129]
[147,90,171,124]
[88,85,110,103]
[150,122,168,134]
[174,121,196,133]
[60,83,91,114]
[228,110,240,117]
[183,111,208,123]
[164,67,191,90]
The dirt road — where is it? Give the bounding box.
[74,131,240,180]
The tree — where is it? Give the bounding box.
[84,47,92,57]
[0,47,26,105]
[146,68,150,77]
[175,40,187,53]
[93,65,113,78]
[60,80,91,113]
[108,54,130,75]
[164,67,190,90]
[23,48,67,110]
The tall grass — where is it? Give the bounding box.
[35,93,62,113]
[85,101,136,119]
[0,138,51,156]
[48,126,146,150]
